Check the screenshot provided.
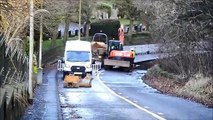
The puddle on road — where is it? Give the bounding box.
[135,70,147,74]
[62,107,82,120]
[133,70,159,93]
[59,93,83,120]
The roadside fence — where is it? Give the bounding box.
[92,63,102,75]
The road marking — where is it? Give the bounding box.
[144,106,150,109]
[97,71,166,120]
[125,96,129,99]
[158,112,164,115]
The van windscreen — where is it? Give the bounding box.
[66,51,90,62]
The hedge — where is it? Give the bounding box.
[90,19,120,40]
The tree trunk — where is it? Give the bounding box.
[146,22,150,31]
[128,19,134,41]
[86,22,90,41]
[51,29,57,48]
[63,16,69,44]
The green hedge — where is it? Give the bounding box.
[124,32,153,45]
[90,19,120,40]
[132,32,151,37]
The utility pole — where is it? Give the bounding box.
[37,0,43,85]
[78,0,81,40]
[29,0,34,102]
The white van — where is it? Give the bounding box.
[63,40,92,78]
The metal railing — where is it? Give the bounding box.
[123,44,159,54]
[92,63,101,74]
[57,60,63,71]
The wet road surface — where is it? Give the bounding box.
[56,68,212,120]
[101,70,213,120]
[57,71,164,120]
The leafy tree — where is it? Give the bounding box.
[62,0,104,41]
[82,0,94,40]
[96,2,112,18]
[114,0,141,38]
[43,0,68,47]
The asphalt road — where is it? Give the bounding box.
[57,71,162,120]
[100,70,213,120]
[57,69,213,120]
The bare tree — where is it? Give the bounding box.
[134,0,213,78]
[133,0,157,31]
[82,0,96,40]
[62,0,79,43]
[0,0,30,55]
[43,0,67,47]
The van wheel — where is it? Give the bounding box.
[82,73,87,78]
[88,71,92,75]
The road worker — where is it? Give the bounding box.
[131,48,136,59]
[130,48,136,68]
[118,24,125,45]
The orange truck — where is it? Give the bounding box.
[91,33,135,71]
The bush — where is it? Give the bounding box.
[124,33,153,45]
[146,64,162,77]
[176,75,213,106]
[132,32,151,38]
[90,19,120,40]
[147,64,175,79]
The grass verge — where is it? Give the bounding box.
[176,75,212,107]
[119,18,140,26]
[142,64,213,107]
[43,33,152,53]
[43,39,64,52]
[42,37,92,53]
